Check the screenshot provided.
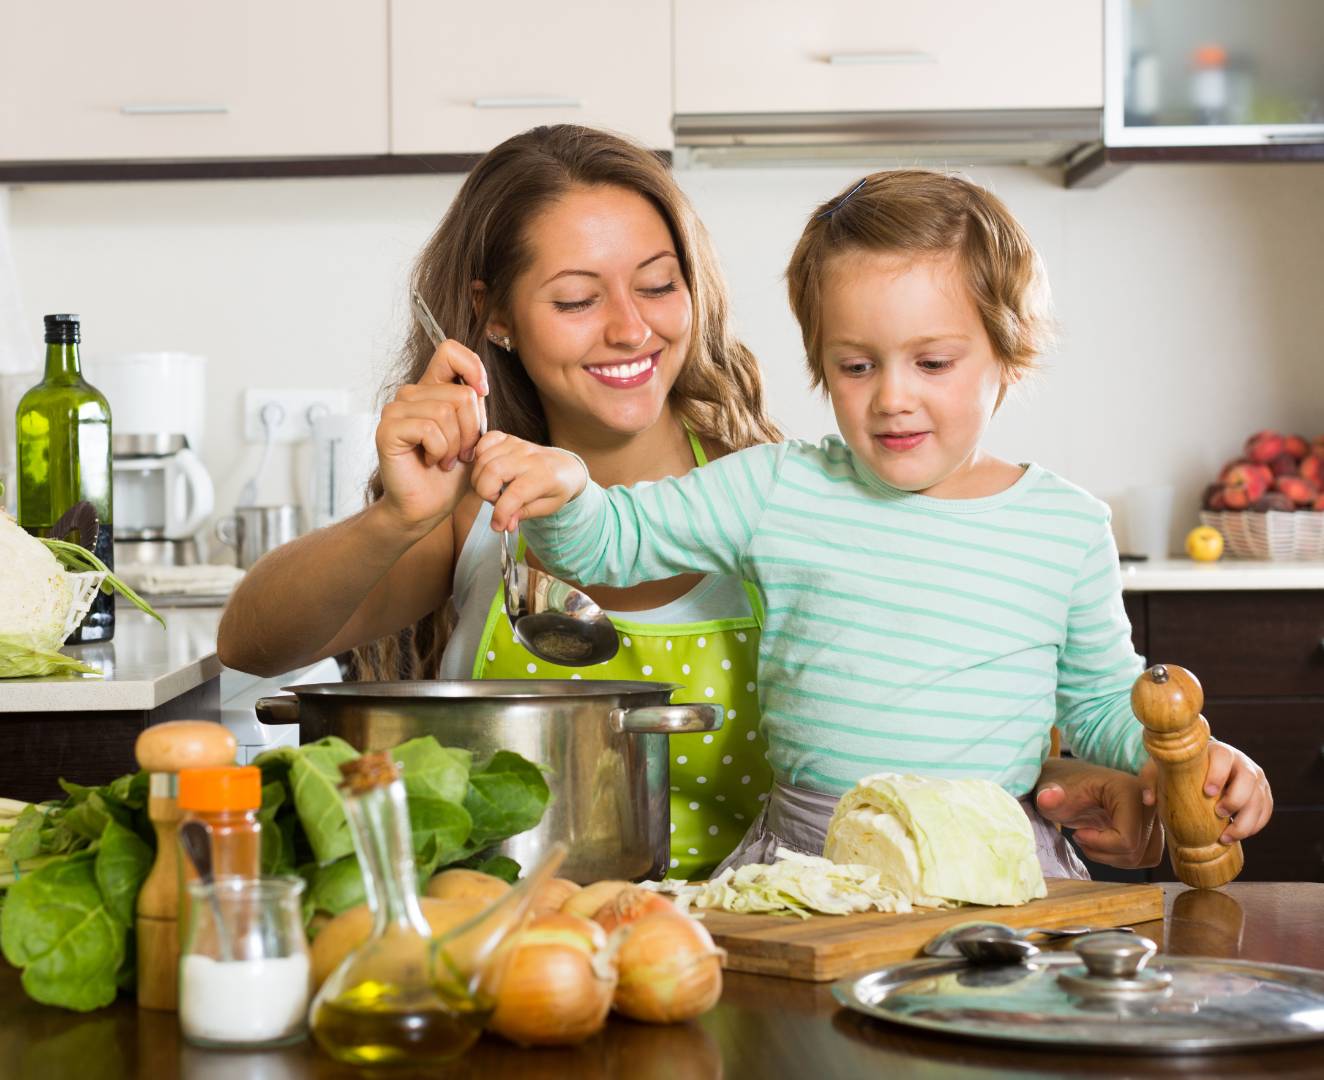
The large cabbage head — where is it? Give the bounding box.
[824,772,1047,907]
[0,511,103,677]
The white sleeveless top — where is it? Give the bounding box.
[438,501,754,678]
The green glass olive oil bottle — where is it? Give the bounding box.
[16,314,115,643]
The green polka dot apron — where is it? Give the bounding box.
[471,433,773,879]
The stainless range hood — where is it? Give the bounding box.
[674,108,1102,168]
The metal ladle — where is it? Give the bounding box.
[410,290,619,667]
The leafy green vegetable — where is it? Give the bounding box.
[462,751,551,856]
[1,853,124,1012]
[40,536,164,628]
[463,854,521,884]
[290,736,360,865]
[93,821,152,927]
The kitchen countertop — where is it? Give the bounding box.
[1121,557,1324,590]
[1,882,1320,1079]
[0,607,222,713]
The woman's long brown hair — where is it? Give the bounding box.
[351,125,781,681]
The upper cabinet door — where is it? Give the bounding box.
[674,0,1102,115]
[0,1,388,161]
[390,0,672,154]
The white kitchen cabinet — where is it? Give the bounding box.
[0,1,388,161]
[389,0,672,154]
[674,0,1103,116]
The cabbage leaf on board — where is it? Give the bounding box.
[824,773,1047,908]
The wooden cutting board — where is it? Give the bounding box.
[701,878,1164,982]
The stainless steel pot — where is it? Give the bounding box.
[255,680,723,884]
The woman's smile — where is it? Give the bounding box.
[584,350,659,388]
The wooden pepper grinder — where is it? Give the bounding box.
[133,720,238,1011]
[1131,663,1244,889]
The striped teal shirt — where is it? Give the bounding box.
[524,437,1148,798]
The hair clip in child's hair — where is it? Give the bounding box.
[816,177,868,220]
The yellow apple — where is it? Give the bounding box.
[1185,526,1225,562]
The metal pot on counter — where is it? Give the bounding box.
[256,680,723,884]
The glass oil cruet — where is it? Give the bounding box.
[309,751,564,1068]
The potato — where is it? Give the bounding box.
[531,877,582,915]
[310,897,484,990]
[560,880,632,921]
[425,867,513,905]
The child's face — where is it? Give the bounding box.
[820,251,1011,498]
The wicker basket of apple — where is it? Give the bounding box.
[1200,430,1324,560]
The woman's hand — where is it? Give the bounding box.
[1034,758,1164,868]
[470,432,589,532]
[375,340,488,533]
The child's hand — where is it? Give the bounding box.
[470,432,589,532]
[1138,742,1273,845]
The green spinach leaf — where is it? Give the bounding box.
[462,751,551,854]
[290,736,360,865]
[1,853,123,1012]
[93,821,152,927]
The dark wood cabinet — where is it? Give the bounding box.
[1083,590,1324,883]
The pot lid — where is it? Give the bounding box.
[834,932,1324,1054]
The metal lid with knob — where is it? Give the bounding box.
[1057,932,1174,997]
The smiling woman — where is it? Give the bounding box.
[218,125,781,877]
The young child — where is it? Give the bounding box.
[468,170,1274,875]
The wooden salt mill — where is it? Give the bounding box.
[134,720,237,1011]
[1131,663,1244,889]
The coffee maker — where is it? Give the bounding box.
[82,352,215,566]
[112,433,214,564]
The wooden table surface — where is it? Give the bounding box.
[3,883,1323,1079]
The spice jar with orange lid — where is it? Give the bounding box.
[177,765,263,883]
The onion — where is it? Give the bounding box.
[531,876,582,915]
[592,886,674,933]
[613,912,724,1024]
[489,912,619,1046]
[561,879,632,920]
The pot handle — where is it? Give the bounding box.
[255,695,301,724]
[610,703,724,735]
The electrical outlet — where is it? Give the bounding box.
[243,388,351,443]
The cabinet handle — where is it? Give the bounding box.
[120,104,229,116]
[472,96,581,110]
[826,51,936,66]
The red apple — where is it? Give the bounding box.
[1222,483,1252,510]
[1301,453,1324,488]
[1221,463,1270,502]
[1208,488,1229,511]
[1313,493,1324,511]
[1245,430,1286,464]
[1275,475,1319,506]
[1285,434,1310,460]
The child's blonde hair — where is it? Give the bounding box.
[786,170,1053,391]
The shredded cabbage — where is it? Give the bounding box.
[659,848,912,919]
[824,773,1047,908]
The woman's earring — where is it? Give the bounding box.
[488,333,513,351]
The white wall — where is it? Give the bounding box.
[5,160,1324,556]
